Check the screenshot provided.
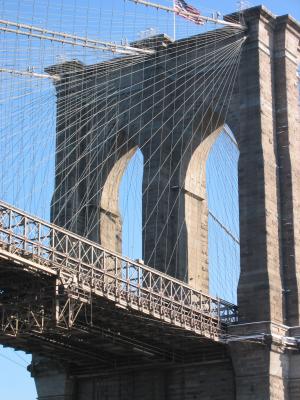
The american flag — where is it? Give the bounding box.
[174,0,204,25]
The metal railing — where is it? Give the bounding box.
[0,200,237,338]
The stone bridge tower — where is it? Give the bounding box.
[33,6,300,400]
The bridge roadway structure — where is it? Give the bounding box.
[0,201,237,370]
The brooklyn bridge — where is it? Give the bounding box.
[0,0,299,399]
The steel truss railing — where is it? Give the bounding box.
[0,200,237,340]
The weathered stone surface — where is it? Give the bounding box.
[34,5,300,400]
[31,355,74,400]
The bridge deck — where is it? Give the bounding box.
[0,200,237,368]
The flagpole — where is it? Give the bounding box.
[173,0,176,41]
[128,0,244,29]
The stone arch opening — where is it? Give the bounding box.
[173,119,240,299]
[206,125,240,304]
[119,148,143,260]
[138,106,238,293]
[178,126,223,292]
[98,138,139,254]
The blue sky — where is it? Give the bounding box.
[204,0,300,19]
[0,1,299,399]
